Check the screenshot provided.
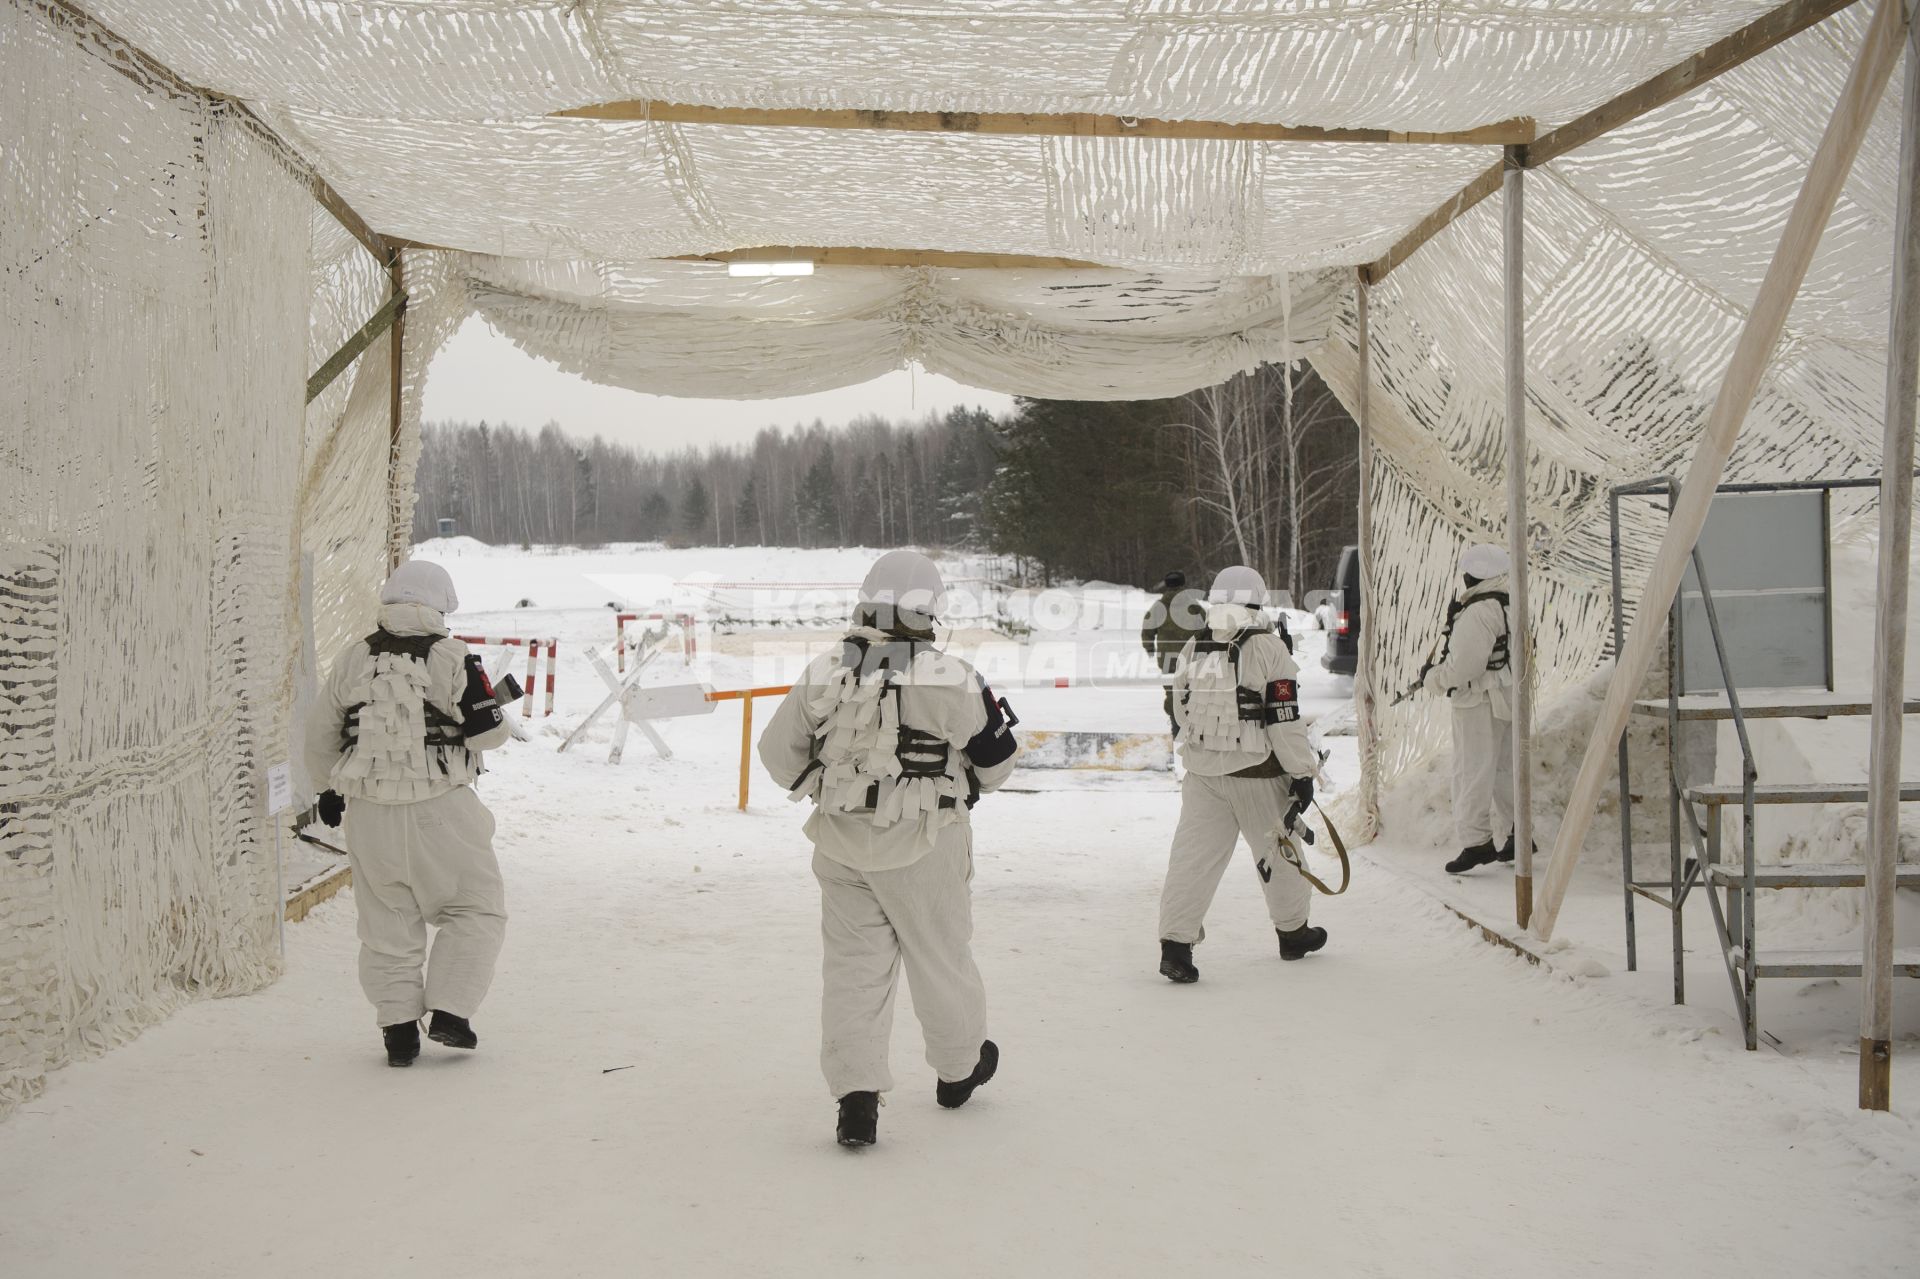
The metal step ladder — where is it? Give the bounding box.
[1670,772,1920,1047]
[1611,479,1920,1049]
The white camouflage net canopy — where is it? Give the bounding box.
[1,0,1908,1107]
[66,0,1894,399]
[436,256,1339,401]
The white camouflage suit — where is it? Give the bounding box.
[303,562,510,1027]
[1423,571,1516,848]
[1160,589,1323,944]
[758,555,1016,1098]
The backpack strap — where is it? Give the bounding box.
[1226,627,1277,723]
[363,628,444,662]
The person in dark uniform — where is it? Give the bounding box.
[1141,571,1207,736]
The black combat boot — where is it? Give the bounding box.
[1159,939,1199,984]
[383,1021,420,1068]
[837,1091,880,1147]
[1277,924,1328,961]
[1445,841,1499,874]
[936,1040,999,1109]
[427,1010,478,1050]
[1495,834,1534,864]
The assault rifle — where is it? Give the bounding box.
[1390,662,1435,707]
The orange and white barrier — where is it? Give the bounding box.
[616,611,696,671]
[455,634,558,717]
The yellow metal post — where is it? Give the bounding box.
[739,692,755,811]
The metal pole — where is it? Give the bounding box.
[1354,270,1381,841]
[1612,490,1637,969]
[1665,480,1689,1005]
[1668,583,1685,1006]
[1862,0,1920,1111]
[1691,544,1761,1046]
[274,825,286,958]
[1503,148,1535,927]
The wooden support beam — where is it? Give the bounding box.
[40,0,196,103]
[1527,0,1863,169]
[1532,0,1908,942]
[1353,271,1381,841]
[310,173,389,265]
[1503,148,1535,929]
[42,1,388,267]
[551,98,1536,147]
[1861,1,1920,1114]
[285,865,352,923]
[672,245,1112,271]
[305,291,406,404]
[386,240,1117,271]
[1359,160,1504,286]
[387,250,407,570]
[1365,0,1863,284]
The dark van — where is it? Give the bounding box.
[1321,545,1361,675]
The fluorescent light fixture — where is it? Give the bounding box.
[727,259,814,278]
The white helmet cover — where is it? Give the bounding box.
[380,559,459,613]
[1459,543,1511,579]
[1207,565,1268,605]
[858,550,947,622]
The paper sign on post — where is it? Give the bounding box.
[265,762,294,816]
[622,682,719,721]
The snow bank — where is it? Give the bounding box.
[1374,660,1669,865]
[410,534,494,558]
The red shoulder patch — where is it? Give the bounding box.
[1268,679,1298,702]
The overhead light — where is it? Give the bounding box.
[727,259,814,277]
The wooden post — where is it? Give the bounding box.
[738,692,756,811]
[1354,271,1381,840]
[1532,0,1908,940]
[387,249,406,569]
[1504,148,1535,928]
[1862,1,1920,1112]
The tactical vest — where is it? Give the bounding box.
[1438,591,1510,673]
[1180,627,1298,755]
[789,635,971,827]
[332,630,481,801]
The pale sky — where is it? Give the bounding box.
[422,315,1015,454]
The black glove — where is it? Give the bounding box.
[1283,775,1314,835]
[316,790,345,828]
[458,653,506,738]
[963,679,1019,768]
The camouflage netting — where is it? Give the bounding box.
[2,0,1908,1104]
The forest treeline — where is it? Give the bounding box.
[412,364,1360,597]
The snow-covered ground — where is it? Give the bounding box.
[1,542,1916,1277]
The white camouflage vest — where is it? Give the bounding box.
[791,635,969,831]
[331,631,481,802]
[1182,628,1273,755]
